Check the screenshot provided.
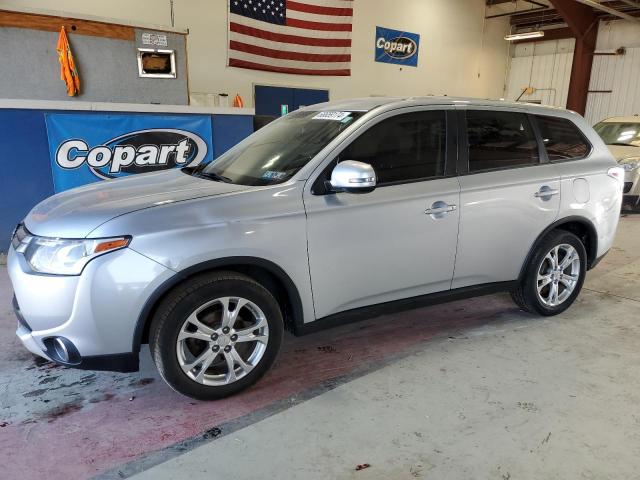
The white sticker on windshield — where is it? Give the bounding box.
[262,170,287,180]
[312,111,351,121]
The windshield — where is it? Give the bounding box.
[594,121,640,147]
[187,110,364,186]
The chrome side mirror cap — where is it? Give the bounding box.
[329,160,377,193]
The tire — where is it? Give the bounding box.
[511,230,587,316]
[149,271,284,400]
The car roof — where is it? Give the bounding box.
[598,115,640,124]
[301,96,570,115]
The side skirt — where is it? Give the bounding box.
[294,281,518,336]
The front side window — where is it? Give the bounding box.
[339,110,446,184]
[189,110,364,186]
[536,115,591,160]
[593,121,640,147]
[466,110,539,172]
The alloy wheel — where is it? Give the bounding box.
[536,244,581,308]
[176,297,269,386]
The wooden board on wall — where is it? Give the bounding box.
[0,10,135,41]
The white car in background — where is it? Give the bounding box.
[594,116,640,210]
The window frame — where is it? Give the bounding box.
[458,107,545,176]
[531,114,593,163]
[310,107,458,195]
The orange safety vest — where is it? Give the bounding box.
[56,26,80,96]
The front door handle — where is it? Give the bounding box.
[534,186,560,200]
[425,201,457,217]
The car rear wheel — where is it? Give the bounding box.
[511,230,587,316]
[149,271,283,400]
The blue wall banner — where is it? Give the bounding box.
[374,26,420,67]
[45,113,214,192]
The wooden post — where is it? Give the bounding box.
[549,0,599,115]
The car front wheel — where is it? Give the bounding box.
[149,271,284,400]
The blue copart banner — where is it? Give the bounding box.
[374,26,420,67]
[45,113,213,192]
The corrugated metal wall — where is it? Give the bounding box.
[504,21,640,124]
[505,39,574,107]
[585,47,640,124]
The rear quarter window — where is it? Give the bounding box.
[466,110,539,172]
[535,115,591,161]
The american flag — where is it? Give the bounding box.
[228,0,353,76]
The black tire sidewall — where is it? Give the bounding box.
[151,276,283,400]
[524,231,587,316]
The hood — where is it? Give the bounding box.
[607,144,640,162]
[24,169,250,237]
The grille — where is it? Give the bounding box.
[624,182,633,194]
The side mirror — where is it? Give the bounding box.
[328,160,377,193]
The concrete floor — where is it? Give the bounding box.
[1,216,639,479]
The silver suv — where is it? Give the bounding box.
[593,116,640,210]
[8,97,623,399]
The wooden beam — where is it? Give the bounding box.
[550,0,599,115]
[551,0,596,34]
[0,9,134,41]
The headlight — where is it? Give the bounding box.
[620,157,640,171]
[13,226,130,275]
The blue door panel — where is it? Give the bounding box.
[255,85,329,116]
[254,86,294,117]
[212,115,254,158]
[0,110,54,243]
[293,88,329,110]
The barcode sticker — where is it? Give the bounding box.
[312,111,351,121]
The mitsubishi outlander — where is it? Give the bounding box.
[8,97,623,399]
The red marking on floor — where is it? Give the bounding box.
[0,291,517,480]
[2,218,635,478]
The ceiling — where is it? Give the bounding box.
[486,0,640,30]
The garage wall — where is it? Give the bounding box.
[0,103,254,253]
[0,0,511,105]
[0,27,189,104]
[585,20,640,125]
[504,38,574,107]
[503,19,640,125]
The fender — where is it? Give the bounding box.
[131,256,305,352]
[518,215,599,281]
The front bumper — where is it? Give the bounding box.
[7,244,174,372]
[623,169,640,210]
[623,195,640,210]
[15,322,139,373]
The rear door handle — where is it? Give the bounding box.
[534,186,559,199]
[425,201,457,216]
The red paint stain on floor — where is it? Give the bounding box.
[0,293,518,479]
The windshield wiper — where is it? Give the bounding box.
[609,142,639,147]
[181,165,203,175]
[194,171,233,183]
[182,165,232,183]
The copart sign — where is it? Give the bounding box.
[45,113,213,192]
[374,26,420,67]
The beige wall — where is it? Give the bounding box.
[0,0,510,106]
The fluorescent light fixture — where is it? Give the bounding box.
[504,31,545,41]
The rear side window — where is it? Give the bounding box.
[466,110,539,172]
[340,110,446,184]
[536,115,591,160]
